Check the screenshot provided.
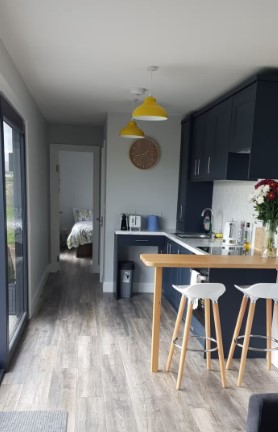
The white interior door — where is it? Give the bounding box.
[50,144,100,273]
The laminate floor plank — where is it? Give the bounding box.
[1,249,278,432]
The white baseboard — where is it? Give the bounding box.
[29,265,50,318]
[133,282,154,293]
[103,282,114,293]
[49,263,58,273]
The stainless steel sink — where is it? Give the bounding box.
[173,232,211,239]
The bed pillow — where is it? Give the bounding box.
[73,208,92,222]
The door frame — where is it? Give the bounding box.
[0,96,28,373]
[99,142,106,282]
[50,144,100,273]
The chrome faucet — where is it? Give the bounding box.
[201,208,215,236]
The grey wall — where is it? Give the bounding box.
[47,123,103,147]
[103,112,181,292]
[0,39,49,316]
[59,151,93,234]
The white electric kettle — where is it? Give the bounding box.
[223,221,239,245]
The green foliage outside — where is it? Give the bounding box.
[5,174,15,245]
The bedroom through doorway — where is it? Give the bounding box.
[50,144,100,276]
[59,150,94,263]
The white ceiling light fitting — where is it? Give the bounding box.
[133,66,168,121]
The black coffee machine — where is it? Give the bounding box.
[121,213,128,230]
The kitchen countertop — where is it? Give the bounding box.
[115,230,222,255]
[140,253,278,269]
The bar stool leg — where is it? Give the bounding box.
[237,301,256,387]
[204,299,211,370]
[166,295,187,372]
[226,295,248,370]
[212,302,227,388]
[176,302,193,390]
[266,299,273,370]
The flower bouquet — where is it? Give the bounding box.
[249,179,278,257]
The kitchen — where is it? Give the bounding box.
[2,1,278,429]
[113,71,278,384]
[110,72,278,285]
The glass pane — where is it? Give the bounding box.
[3,121,25,340]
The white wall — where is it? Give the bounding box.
[59,151,93,233]
[212,180,257,233]
[0,39,49,316]
[103,112,181,292]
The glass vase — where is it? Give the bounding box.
[262,222,277,258]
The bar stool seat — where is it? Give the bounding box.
[166,282,227,390]
[226,283,278,387]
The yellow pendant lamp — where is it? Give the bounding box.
[133,66,168,121]
[119,93,145,139]
[119,119,144,139]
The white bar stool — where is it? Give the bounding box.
[166,282,227,390]
[226,283,278,387]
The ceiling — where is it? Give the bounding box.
[0,0,278,125]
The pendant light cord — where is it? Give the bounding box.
[149,70,152,96]
[131,99,137,120]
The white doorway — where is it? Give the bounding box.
[50,144,100,274]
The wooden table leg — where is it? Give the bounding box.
[151,267,163,372]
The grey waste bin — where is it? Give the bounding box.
[119,261,135,298]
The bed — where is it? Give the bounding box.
[67,208,93,257]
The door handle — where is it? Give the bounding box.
[207,156,211,174]
[97,216,104,226]
[197,159,200,175]
[180,204,183,220]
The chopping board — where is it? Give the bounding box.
[254,227,264,252]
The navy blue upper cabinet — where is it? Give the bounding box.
[191,98,232,181]
[207,99,232,180]
[229,83,256,153]
[176,119,191,225]
[190,73,278,181]
[176,117,213,233]
[191,115,206,180]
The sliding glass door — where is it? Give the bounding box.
[0,97,28,379]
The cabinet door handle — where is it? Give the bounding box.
[207,156,211,174]
[194,159,197,175]
[197,159,200,175]
[135,239,149,242]
[180,204,183,220]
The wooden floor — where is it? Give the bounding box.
[1,250,278,432]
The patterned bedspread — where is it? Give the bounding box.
[67,221,93,249]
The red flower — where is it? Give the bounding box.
[255,179,278,189]
[267,191,276,200]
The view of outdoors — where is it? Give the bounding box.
[4,121,24,338]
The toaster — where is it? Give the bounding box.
[128,214,142,231]
[223,221,239,245]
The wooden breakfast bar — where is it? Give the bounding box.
[140,253,278,372]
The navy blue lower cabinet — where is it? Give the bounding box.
[162,241,193,311]
[162,241,174,307]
